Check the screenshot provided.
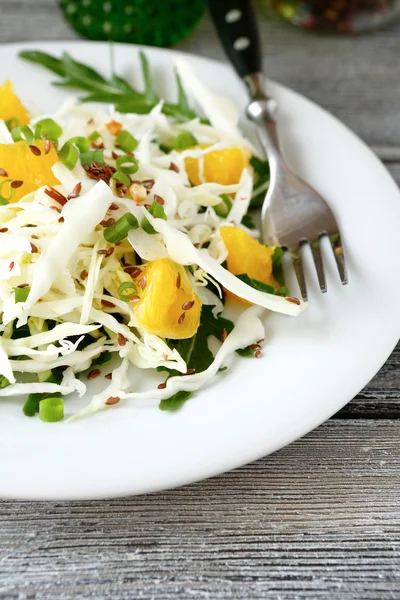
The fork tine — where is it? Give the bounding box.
[291,248,308,301]
[311,240,327,293]
[330,234,348,285]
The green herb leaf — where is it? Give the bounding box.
[272,246,285,287]
[159,390,193,411]
[236,346,254,358]
[18,50,67,77]
[140,51,159,103]
[166,305,234,374]
[13,286,30,303]
[19,49,199,122]
[250,156,270,208]
[236,273,275,294]
[92,350,112,367]
[241,213,255,229]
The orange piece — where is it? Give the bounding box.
[0,140,60,203]
[132,258,202,339]
[220,226,276,302]
[185,144,248,186]
[0,80,30,126]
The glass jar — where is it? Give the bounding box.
[270,0,400,33]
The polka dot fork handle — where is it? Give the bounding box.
[206,0,262,80]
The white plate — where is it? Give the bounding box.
[1,41,399,500]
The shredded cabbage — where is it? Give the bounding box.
[0,66,307,421]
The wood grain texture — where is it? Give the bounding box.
[1,421,400,600]
[1,3,400,598]
[1,1,400,149]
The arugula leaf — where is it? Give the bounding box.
[236,273,275,295]
[250,155,270,208]
[272,246,285,287]
[19,49,201,122]
[140,51,159,103]
[166,305,234,375]
[241,213,255,229]
[159,390,193,411]
[18,50,66,77]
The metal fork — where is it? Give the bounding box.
[207,0,348,300]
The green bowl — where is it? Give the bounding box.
[60,0,205,46]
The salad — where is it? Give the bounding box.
[0,50,305,423]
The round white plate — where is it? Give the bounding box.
[1,41,399,500]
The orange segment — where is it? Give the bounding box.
[0,80,30,126]
[132,258,201,339]
[0,140,60,203]
[220,226,276,301]
[185,144,248,186]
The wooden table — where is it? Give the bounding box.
[1,2,400,598]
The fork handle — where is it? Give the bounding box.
[206,0,262,80]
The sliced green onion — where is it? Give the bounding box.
[214,193,233,218]
[111,170,131,187]
[13,285,30,303]
[92,350,112,366]
[118,281,137,301]
[58,141,79,170]
[103,213,139,243]
[39,397,64,422]
[80,149,105,166]
[115,154,139,174]
[11,125,34,144]
[88,130,101,141]
[34,118,63,142]
[115,130,138,152]
[170,131,197,150]
[5,117,19,132]
[0,179,16,205]
[68,136,90,153]
[0,375,10,389]
[148,200,167,220]
[141,217,156,235]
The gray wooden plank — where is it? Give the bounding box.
[1,1,400,149]
[0,420,399,599]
